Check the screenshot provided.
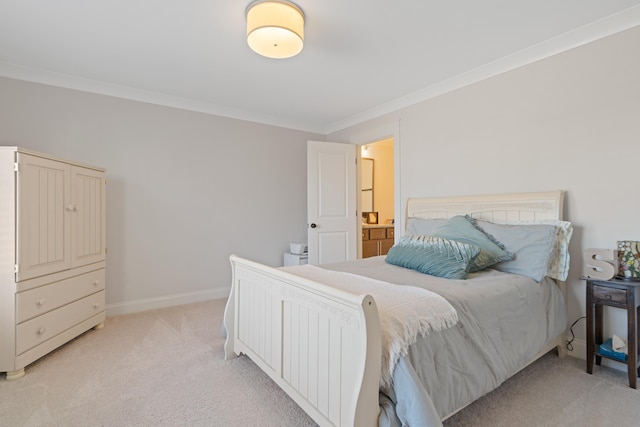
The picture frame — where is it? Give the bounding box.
[367,211,378,224]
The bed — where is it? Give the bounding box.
[223,190,571,426]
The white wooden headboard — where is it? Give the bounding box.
[406,190,564,223]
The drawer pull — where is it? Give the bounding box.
[93,280,100,286]
[605,294,612,300]
[93,302,100,309]
[37,327,46,335]
[36,298,45,306]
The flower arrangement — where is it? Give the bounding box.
[618,240,640,279]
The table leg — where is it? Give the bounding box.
[595,304,603,366]
[587,287,594,374]
[637,306,640,378]
[629,294,637,389]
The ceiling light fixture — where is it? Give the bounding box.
[246,0,305,59]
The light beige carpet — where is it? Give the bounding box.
[444,347,640,426]
[1,299,639,426]
[0,299,316,426]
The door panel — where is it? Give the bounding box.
[16,154,71,281]
[317,232,349,265]
[71,166,106,267]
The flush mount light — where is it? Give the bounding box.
[246,0,305,59]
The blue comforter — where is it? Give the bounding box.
[321,256,568,426]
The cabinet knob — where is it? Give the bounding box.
[310,223,317,229]
[66,204,77,211]
[38,327,46,335]
[93,302,100,309]
[93,280,100,286]
[36,298,45,306]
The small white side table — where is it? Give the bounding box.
[284,252,308,266]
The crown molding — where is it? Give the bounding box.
[0,61,324,134]
[324,5,640,134]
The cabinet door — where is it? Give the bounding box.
[16,154,71,281]
[362,240,378,258]
[71,166,106,267]
[380,239,394,256]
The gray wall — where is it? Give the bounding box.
[0,78,320,313]
[328,26,640,360]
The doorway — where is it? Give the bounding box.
[360,137,394,258]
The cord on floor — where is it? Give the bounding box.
[566,316,586,351]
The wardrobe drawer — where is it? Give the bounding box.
[16,269,105,323]
[16,290,105,355]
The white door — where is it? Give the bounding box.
[307,141,357,265]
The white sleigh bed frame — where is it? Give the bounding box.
[224,190,566,427]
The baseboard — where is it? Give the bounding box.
[566,337,586,360]
[565,337,627,372]
[105,287,230,317]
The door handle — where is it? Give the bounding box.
[310,223,317,228]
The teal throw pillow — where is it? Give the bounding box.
[385,235,481,279]
[432,215,513,272]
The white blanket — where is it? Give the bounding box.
[280,264,459,387]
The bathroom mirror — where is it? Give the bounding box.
[361,158,373,212]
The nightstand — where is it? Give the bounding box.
[283,252,308,266]
[586,278,640,388]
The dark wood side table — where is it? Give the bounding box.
[586,278,640,388]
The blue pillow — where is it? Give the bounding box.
[432,215,513,272]
[476,220,558,282]
[385,235,480,279]
[405,218,447,236]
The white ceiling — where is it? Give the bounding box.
[1,1,639,134]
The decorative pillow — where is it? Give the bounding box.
[406,217,447,236]
[385,235,480,279]
[495,220,573,281]
[476,221,558,282]
[432,215,513,272]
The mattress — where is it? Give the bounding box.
[319,255,568,426]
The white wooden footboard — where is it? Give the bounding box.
[224,255,381,427]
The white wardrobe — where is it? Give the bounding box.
[0,147,106,379]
